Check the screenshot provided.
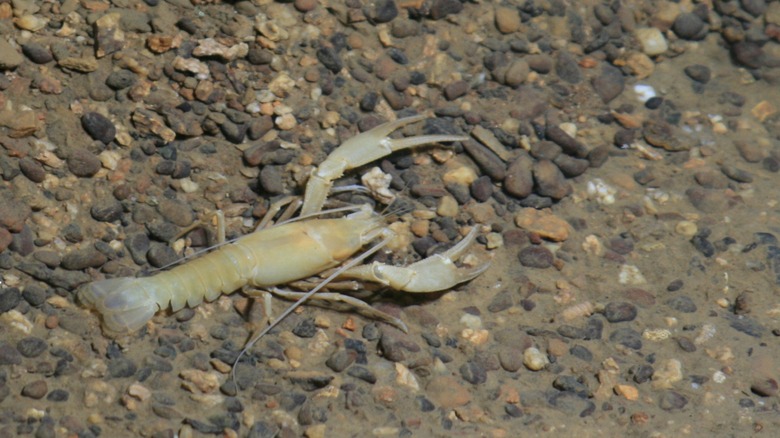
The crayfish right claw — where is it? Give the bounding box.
[342,226,490,293]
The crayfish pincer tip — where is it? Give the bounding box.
[79,277,158,334]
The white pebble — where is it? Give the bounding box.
[523,347,549,371]
[633,84,657,103]
[459,313,482,330]
[618,264,646,285]
[635,27,668,56]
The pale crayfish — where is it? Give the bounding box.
[79,115,490,351]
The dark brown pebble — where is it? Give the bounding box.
[518,245,554,269]
[391,19,421,38]
[591,64,624,103]
[684,64,711,83]
[21,380,48,399]
[643,120,688,151]
[108,358,137,378]
[498,347,524,372]
[608,236,634,255]
[316,47,343,73]
[569,345,593,362]
[379,327,420,362]
[462,140,506,180]
[0,287,21,313]
[105,69,137,90]
[346,365,377,384]
[460,361,487,385]
[0,228,10,253]
[293,0,318,13]
[665,296,697,313]
[292,318,317,338]
[443,80,468,101]
[366,0,398,23]
[587,146,610,168]
[694,170,728,189]
[429,0,463,20]
[147,243,179,268]
[504,151,534,199]
[19,157,46,182]
[622,288,656,307]
[46,389,69,402]
[487,290,513,313]
[125,232,150,265]
[157,199,194,227]
[554,154,590,177]
[552,375,589,394]
[667,280,683,292]
[751,378,778,397]
[246,44,273,65]
[763,156,780,172]
[247,116,274,140]
[527,54,553,73]
[0,193,32,232]
[259,165,285,195]
[672,13,706,40]
[67,148,102,177]
[731,41,764,69]
[326,349,356,372]
[22,43,53,64]
[289,372,333,391]
[17,337,47,358]
[533,159,572,200]
[21,285,47,307]
[734,140,764,162]
[634,168,655,185]
[555,51,582,84]
[90,199,123,222]
[220,121,247,144]
[11,226,35,256]
[243,141,279,167]
[675,336,696,352]
[686,187,731,213]
[382,85,410,110]
[721,165,753,183]
[470,176,493,202]
[153,404,183,420]
[603,302,637,323]
[608,328,642,350]
[530,141,561,160]
[545,126,588,158]
[659,391,688,411]
[61,246,107,270]
[81,112,116,144]
[734,291,751,315]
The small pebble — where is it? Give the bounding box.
[603,302,638,323]
[426,376,471,408]
[672,13,706,40]
[751,378,779,397]
[658,391,688,411]
[21,380,48,399]
[459,361,487,385]
[81,112,116,144]
[523,347,549,371]
[518,246,554,269]
[666,296,697,313]
[17,337,47,358]
[346,366,376,384]
[609,328,643,350]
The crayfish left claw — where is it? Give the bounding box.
[301,115,468,216]
[342,226,490,293]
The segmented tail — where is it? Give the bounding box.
[78,278,159,334]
